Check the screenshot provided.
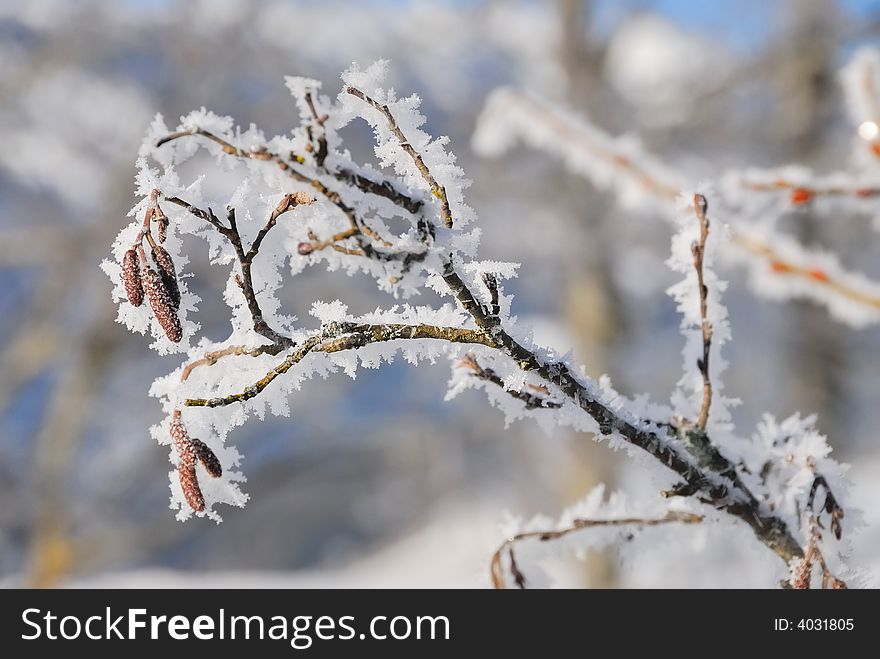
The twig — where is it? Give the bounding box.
[163,196,294,349]
[691,194,713,430]
[490,511,704,589]
[185,322,495,407]
[792,515,847,589]
[157,129,424,268]
[246,192,313,262]
[741,178,880,204]
[303,90,329,168]
[180,345,277,383]
[458,354,561,409]
[345,86,454,228]
[807,474,845,540]
[335,167,423,214]
[163,196,227,234]
[732,232,880,310]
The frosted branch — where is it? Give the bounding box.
[491,510,704,589]
[102,63,855,585]
[474,84,880,326]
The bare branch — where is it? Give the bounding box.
[490,511,704,589]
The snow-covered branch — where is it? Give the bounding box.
[103,62,851,587]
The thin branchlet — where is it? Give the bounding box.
[491,512,704,589]
[691,193,713,430]
[345,85,454,228]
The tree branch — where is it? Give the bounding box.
[156,129,428,270]
[345,85,453,228]
[162,196,294,349]
[158,87,809,575]
[184,322,495,407]
[486,89,880,318]
[180,345,277,383]
[490,511,704,589]
[458,354,561,410]
[246,192,313,262]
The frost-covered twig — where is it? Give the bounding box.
[491,510,704,589]
[791,517,847,590]
[458,354,561,410]
[184,322,494,408]
[180,345,275,384]
[691,194,713,430]
[740,178,880,203]
[162,196,296,350]
[345,85,453,228]
[159,132,428,272]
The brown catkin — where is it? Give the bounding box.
[178,463,205,512]
[122,249,144,307]
[191,438,222,478]
[151,245,180,310]
[170,414,205,512]
[143,266,182,342]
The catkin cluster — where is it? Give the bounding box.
[121,206,182,342]
[169,411,222,512]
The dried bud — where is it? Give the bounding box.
[807,269,830,283]
[790,188,814,205]
[156,210,169,244]
[297,242,314,256]
[143,266,182,342]
[770,260,794,274]
[122,249,144,307]
[191,438,222,478]
[151,245,180,310]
